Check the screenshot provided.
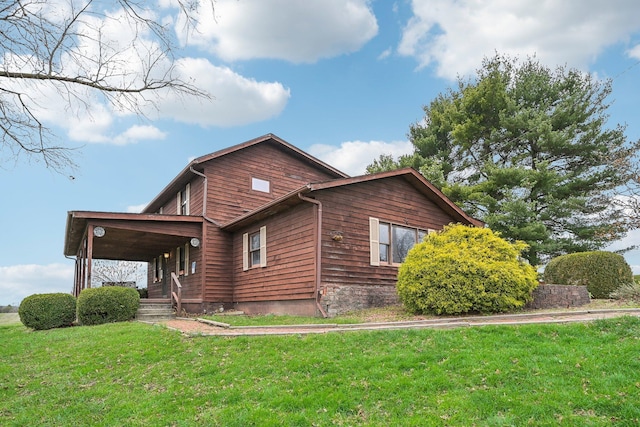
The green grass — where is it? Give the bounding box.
[2,316,639,426]
[202,312,361,326]
[202,300,640,327]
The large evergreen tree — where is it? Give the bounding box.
[370,54,639,264]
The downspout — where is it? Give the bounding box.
[189,166,220,226]
[298,192,328,318]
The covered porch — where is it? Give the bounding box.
[64,211,204,311]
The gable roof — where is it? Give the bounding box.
[143,133,348,214]
[221,168,483,231]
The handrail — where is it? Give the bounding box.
[170,272,182,316]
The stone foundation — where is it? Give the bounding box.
[321,284,399,317]
[526,284,590,309]
[234,299,318,317]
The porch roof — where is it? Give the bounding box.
[64,211,203,261]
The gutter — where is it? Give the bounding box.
[298,192,328,318]
[189,166,221,305]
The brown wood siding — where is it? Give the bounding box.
[189,177,204,216]
[147,263,162,298]
[155,177,203,216]
[146,247,202,300]
[232,204,316,302]
[173,245,202,300]
[203,226,234,302]
[316,177,459,288]
[204,142,339,224]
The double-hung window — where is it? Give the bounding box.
[370,217,431,265]
[154,256,163,282]
[176,244,189,276]
[243,226,267,270]
[177,183,190,215]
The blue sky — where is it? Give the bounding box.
[2,0,640,305]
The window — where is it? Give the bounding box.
[249,232,261,266]
[176,244,189,276]
[154,256,163,281]
[370,217,432,265]
[251,177,270,193]
[177,183,190,215]
[243,226,267,270]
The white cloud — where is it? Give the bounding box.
[399,0,640,79]
[0,263,75,306]
[309,139,414,176]
[181,0,378,63]
[605,228,640,275]
[0,3,292,146]
[127,204,147,213]
[151,58,290,127]
[112,125,167,146]
[628,44,640,60]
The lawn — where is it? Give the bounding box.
[1,315,639,426]
[202,299,640,327]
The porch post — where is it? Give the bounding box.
[86,225,94,289]
[74,257,81,297]
[79,237,87,293]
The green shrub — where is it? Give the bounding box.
[610,282,640,302]
[77,286,140,326]
[544,251,633,299]
[397,224,538,315]
[18,293,76,330]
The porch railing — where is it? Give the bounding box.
[170,272,182,316]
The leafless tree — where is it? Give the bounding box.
[0,0,213,172]
[91,259,146,288]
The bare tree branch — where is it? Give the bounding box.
[0,0,214,173]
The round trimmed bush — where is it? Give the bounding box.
[18,293,76,330]
[77,286,140,326]
[397,224,538,315]
[544,251,633,299]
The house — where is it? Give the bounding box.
[64,134,482,317]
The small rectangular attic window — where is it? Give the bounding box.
[251,177,270,193]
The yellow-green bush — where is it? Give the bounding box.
[397,224,538,315]
[544,251,633,298]
[18,293,76,330]
[77,286,140,326]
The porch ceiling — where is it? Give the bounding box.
[64,211,204,261]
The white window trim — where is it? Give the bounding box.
[177,183,190,215]
[259,226,267,267]
[184,243,189,276]
[152,257,157,282]
[243,226,267,271]
[251,177,270,193]
[176,247,180,275]
[242,233,249,271]
[176,245,189,276]
[370,217,433,266]
[369,217,380,266]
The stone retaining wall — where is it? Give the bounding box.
[322,284,399,317]
[526,284,590,309]
[322,283,590,317]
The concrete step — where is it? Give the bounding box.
[136,302,175,321]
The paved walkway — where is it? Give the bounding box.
[162,308,640,336]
